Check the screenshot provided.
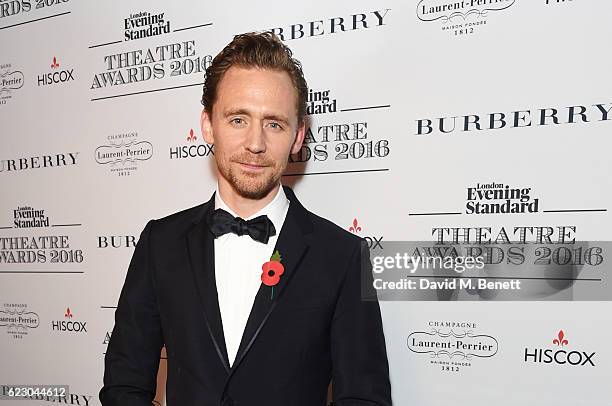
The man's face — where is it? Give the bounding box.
[201,66,305,200]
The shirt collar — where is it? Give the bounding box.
[214,183,289,233]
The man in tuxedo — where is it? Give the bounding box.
[100,32,391,406]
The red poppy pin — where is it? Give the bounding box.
[261,250,284,299]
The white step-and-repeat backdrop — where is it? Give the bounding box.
[1,1,610,405]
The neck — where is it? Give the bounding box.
[217,179,281,219]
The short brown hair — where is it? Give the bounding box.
[201,31,308,124]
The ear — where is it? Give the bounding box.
[201,109,214,144]
[290,121,306,155]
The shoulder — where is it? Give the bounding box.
[309,211,361,243]
[146,201,210,237]
[302,207,365,259]
[285,185,364,255]
[298,207,369,289]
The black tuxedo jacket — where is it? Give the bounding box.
[100,185,391,406]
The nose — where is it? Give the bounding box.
[244,120,266,154]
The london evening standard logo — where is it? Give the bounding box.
[169,129,214,160]
[466,182,539,214]
[37,56,75,87]
[407,321,498,373]
[0,303,40,339]
[51,307,87,334]
[13,206,49,228]
[95,132,153,176]
[90,10,213,92]
[124,11,170,41]
[0,63,24,106]
[524,330,596,367]
[416,0,515,36]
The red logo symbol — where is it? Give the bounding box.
[349,218,362,234]
[64,307,73,318]
[51,56,60,69]
[553,330,568,347]
[187,129,197,142]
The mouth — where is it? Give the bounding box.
[237,162,268,171]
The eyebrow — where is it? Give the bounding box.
[224,108,290,126]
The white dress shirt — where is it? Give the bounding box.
[213,183,290,367]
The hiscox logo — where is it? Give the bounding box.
[37,56,75,87]
[169,129,214,160]
[466,182,539,214]
[51,307,87,334]
[416,0,516,37]
[348,218,384,250]
[524,330,596,367]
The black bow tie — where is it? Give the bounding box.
[206,208,276,244]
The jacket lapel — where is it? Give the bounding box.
[185,185,314,386]
[186,193,231,373]
[229,185,313,376]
